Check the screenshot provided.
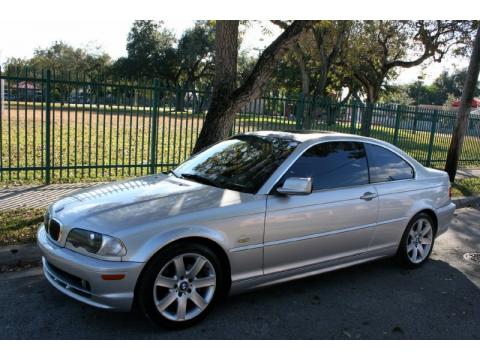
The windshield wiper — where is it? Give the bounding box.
[167,169,180,178]
[180,173,219,188]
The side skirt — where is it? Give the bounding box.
[229,246,397,295]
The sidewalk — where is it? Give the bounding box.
[0,168,479,211]
[456,168,480,179]
[0,183,100,211]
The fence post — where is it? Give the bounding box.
[45,70,52,184]
[413,107,419,134]
[150,78,159,174]
[0,66,4,115]
[350,100,357,133]
[295,93,305,130]
[426,110,438,167]
[362,103,373,137]
[393,105,402,146]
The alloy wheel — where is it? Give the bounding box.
[406,218,433,264]
[153,253,216,322]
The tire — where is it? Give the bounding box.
[136,242,225,329]
[396,212,436,268]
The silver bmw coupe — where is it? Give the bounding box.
[38,131,455,328]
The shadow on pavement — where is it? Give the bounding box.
[2,256,479,339]
[448,208,480,250]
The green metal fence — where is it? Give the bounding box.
[290,95,480,167]
[1,68,480,184]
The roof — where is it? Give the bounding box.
[247,129,418,161]
[452,98,480,108]
[247,130,365,143]
[16,81,41,90]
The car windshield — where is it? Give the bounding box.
[173,135,299,193]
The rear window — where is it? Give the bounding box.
[365,143,414,183]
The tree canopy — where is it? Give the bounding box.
[340,21,476,103]
[110,20,215,87]
[380,68,480,106]
[3,41,111,78]
[2,20,478,104]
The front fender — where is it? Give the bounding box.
[125,225,230,263]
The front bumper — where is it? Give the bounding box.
[37,225,144,311]
[436,202,456,237]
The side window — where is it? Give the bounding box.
[365,143,414,183]
[282,141,369,191]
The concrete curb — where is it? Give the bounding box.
[0,195,479,270]
[452,196,480,209]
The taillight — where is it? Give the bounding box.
[448,185,452,199]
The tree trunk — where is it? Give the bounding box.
[313,21,348,97]
[176,88,185,112]
[316,64,329,97]
[327,102,341,126]
[293,43,312,129]
[196,93,206,114]
[294,43,310,96]
[445,26,480,182]
[193,20,239,152]
[361,86,378,136]
[272,22,310,96]
[193,20,314,154]
[175,81,190,112]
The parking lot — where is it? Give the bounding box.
[0,207,479,340]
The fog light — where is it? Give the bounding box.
[81,279,89,289]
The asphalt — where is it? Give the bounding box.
[0,207,479,339]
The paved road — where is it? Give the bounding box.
[0,208,479,339]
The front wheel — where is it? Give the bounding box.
[136,243,225,329]
[396,213,435,268]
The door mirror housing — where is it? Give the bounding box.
[276,177,312,195]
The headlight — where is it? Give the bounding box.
[66,229,127,258]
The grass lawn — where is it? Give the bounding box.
[0,107,293,184]
[1,104,480,185]
[452,177,480,197]
[1,107,207,184]
[0,208,44,247]
[4,100,199,116]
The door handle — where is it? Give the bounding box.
[360,191,378,201]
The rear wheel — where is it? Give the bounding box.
[136,243,225,329]
[396,213,435,268]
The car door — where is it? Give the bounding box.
[364,143,417,253]
[263,141,379,275]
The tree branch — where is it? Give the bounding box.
[270,20,290,29]
[230,20,315,108]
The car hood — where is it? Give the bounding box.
[50,174,256,233]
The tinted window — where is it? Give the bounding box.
[365,143,414,182]
[174,135,298,194]
[282,142,369,191]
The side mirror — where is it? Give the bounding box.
[277,177,312,196]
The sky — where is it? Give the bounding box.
[0,19,469,85]
[0,20,279,61]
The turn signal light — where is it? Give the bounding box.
[101,274,125,280]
